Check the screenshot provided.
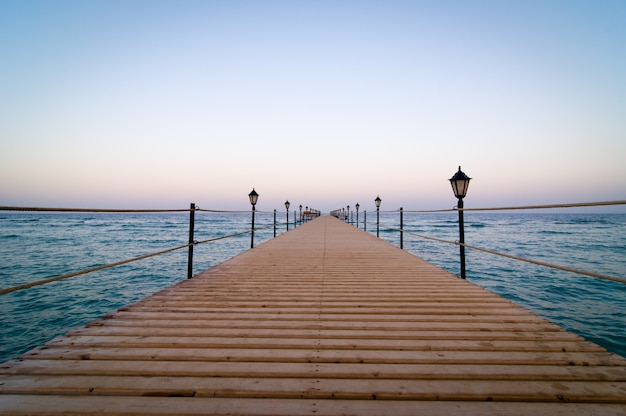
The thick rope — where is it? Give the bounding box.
[381,225,626,285]
[0,243,192,296]
[197,208,251,213]
[0,206,188,213]
[458,200,626,211]
[402,208,456,213]
[459,240,626,285]
[0,224,283,296]
[388,200,626,214]
[3,199,623,215]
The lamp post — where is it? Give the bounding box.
[375,196,381,237]
[449,166,471,279]
[285,200,290,231]
[187,203,196,279]
[355,203,360,228]
[299,204,302,224]
[400,207,404,250]
[249,189,259,248]
[347,205,350,222]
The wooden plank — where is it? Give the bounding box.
[115,306,555,316]
[1,375,626,403]
[42,334,606,352]
[69,326,583,342]
[0,395,624,416]
[88,316,563,328]
[99,311,555,323]
[19,346,625,366]
[3,360,625,380]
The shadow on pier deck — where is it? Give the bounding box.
[1,216,625,415]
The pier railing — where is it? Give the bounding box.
[0,204,319,296]
[2,199,623,296]
[351,199,626,285]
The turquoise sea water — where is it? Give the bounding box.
[1,211,625,362]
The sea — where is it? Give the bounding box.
[1,210,625,362]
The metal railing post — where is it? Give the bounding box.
[187,203,195,279]
[250,205,256,248]
[400,207,403,250]
[364,210,367,231]
[273,209,277,237]
[376,207,380,237]
[458,199,466,279]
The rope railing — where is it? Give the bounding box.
[379,224,626,285]
[359,199,625,285]
[457,199,626,212]
[0,242,192,296]
[0,205,296,296]
[377,199,626,214]
[0,220,284,296]
[197,208,251,213]
[0,206,190,213]
[0,205,295,215]
[402,208,456,213]
[4,199,623,294]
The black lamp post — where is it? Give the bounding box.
[355,203,360,228]
[187,203,196,279]
[285,200,290,231]
[299,204,302,224]
[347,205,350,222]
[375,196,381,237]
[449,166,471,279]
[249,189,259,248]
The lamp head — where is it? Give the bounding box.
[285,200,290,210]
[375,196,381,208]
[449,166,471,199]
[248,188,259,206]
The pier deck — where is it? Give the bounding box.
[1,216,625,415]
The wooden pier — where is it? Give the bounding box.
[1,216,625,415]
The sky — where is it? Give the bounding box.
[1,0,625,213]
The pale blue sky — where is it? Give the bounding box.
[1,0,625,212]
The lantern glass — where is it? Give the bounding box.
[248,189,259,206]
[285,200,290,210]
[375,196,381,208]
[449,167,471,199]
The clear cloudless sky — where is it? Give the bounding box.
[1,0,625,212]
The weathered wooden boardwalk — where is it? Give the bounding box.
[1,216,625,415]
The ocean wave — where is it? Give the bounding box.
[0,234,20,239]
